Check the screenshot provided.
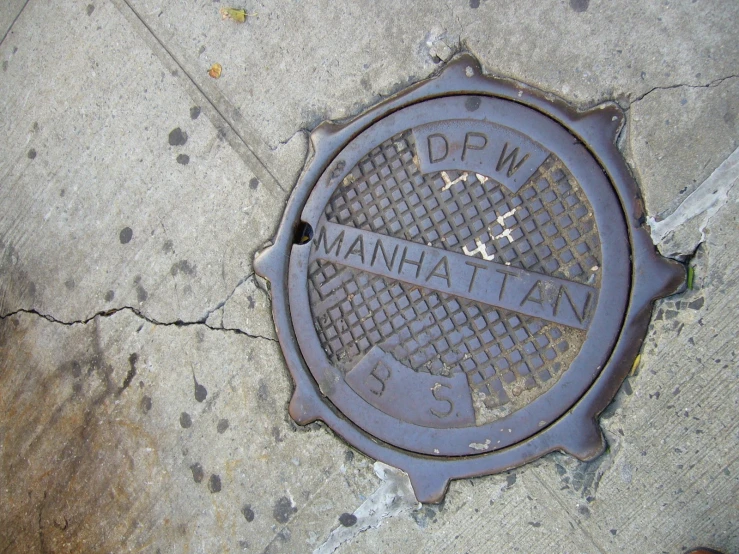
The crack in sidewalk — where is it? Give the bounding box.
[199,272,255,323]
[621,74,739,110]
[0,305,277,343]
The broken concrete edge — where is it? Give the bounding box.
[648,146,739,259]
[313,462,420,554]
[0,306,277,343]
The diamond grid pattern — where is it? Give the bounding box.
[326,131,601,285]
[309,129,599,414]
[309,260,571,409]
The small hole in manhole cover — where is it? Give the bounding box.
[293,222,314,245]
[254,54,685,503]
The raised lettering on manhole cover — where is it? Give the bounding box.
[255,54,684,503]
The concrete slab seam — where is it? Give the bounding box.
[108,0,287,195]
[0,0,30,47]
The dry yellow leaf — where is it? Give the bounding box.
[220,7,255,23]
[208,63,222,79]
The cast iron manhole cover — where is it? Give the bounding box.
[255,54,684,502]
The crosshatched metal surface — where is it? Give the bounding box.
[254,54,685,502]
[308,129,599,421]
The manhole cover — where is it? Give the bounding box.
[255,54,684,502]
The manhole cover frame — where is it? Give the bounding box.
[255,53,684,503]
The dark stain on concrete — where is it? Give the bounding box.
[271,426,283,443]
[257,380,270,405]
[190,106,201,120]
[180,412,192,429]
[569,0,589,11]
[249,178,260,190]
[118,353,138,394]
[0,315,164,551]
[190,463,204,483]
[140,396,152,414]
[104,290,115,302]
[119,227,133,244]
[86,4,95,15]
[162,240,174,254]
[133,276,148,303]
[411,506,437,528]
[0,244,38,309]
[216,419,229,434]
[339,513,357,527]
[192,373,207,403]
[176,154,190,165]
[247,295,255,309]
[27,149,37,160]
[170,260,196,277]
[272,497,296,524]
[64,278,75,290]
[168,127,188,147]
[208,474,222,493]
[241,505,255,522]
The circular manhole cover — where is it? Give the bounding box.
[255,54,684,502]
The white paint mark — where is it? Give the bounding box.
[469,439,491,451]
[476,173,488,183]
[313,462,419,554]
[465,66,474,77]
[463,238,495,261]
[490,207,517,241]
[440,170,469,191]
[496,207,517,227]
[495,228,513,241]
[648,147,739,253]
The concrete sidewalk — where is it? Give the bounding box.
[0,1,737,552]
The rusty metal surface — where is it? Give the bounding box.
[255,54,685,503]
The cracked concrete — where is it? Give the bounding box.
[628,77,739,217]
[0,305,277,344]
[1,0,737,552]
[624,74,739,108]
[648,147,739,259]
